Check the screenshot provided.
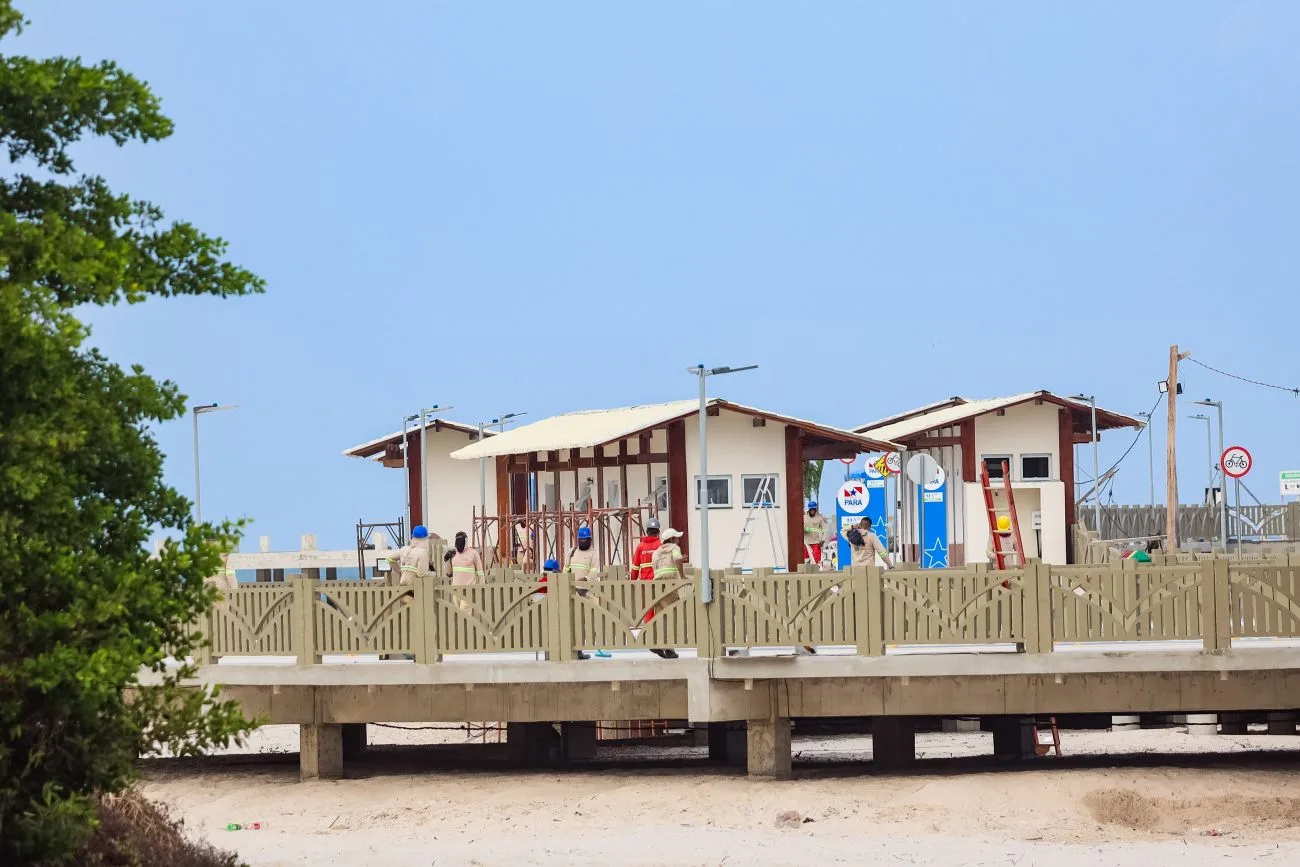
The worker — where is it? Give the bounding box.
[631,518,663,580]
[645,528,685,659]
[387,525,432,586]
[445,530,485,585]
[803,500,830,565]
[511,520,532,567]
[567,526,600,590]
[841,517,893,568]
[986,515,1018,567]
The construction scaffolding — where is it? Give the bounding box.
[472,502,656,572]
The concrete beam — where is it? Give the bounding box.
[746,718,791,779]
[300,723,343,780]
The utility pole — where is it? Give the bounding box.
[1164,345,1187,550]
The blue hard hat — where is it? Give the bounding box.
[412,525,428,539]
[543,559,560,572]
[577,527,592,541]
[807,500,818,510]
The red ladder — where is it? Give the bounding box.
[980,460,1026,569]
[1034,716,1062,756]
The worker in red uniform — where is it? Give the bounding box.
[630,518,662,580]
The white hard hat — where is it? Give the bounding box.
[661,528,683,541]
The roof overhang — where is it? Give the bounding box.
[343,418,488,461]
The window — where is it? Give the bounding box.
[982,456,1011,480]
[606,480,623,507]
[694,475,733,509]
[653,475,669,512]
[742,474,779,507]
[1021,454,1051,481]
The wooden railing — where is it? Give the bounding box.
[197,558,1300,663]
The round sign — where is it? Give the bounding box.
[923,464,947,491]
[835,478,870,514]
[864,462,884,480]
[838,456,854,465]
[905,453,942,487]
[885,452,901,475]
[1221,445,1252,479]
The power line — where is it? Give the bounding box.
[1099,393,1164,481]
[1186,357,1300,397]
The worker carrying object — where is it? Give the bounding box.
[387,525,431,585]
[567,526,600,588]
[842,517,893,569]
[631,518,663,580]
[445,530,484,584]
[646,528,684,659]
[803,501,830,564]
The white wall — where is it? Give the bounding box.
[962,481,1066,564]
[972,403,1061,476]
[683,409,789,571]
[421,427,495,541]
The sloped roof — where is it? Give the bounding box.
[343,418,486,459]
[450,399,895,461]
[856,391,1143,443]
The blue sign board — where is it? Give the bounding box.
[836,470,888,567]
[918,468,949,568]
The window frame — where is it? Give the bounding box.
[694,474,734,509]
[741,473,780,508]
[981,455,1012,481]
[1020,453,1052,481]
[653,475,669,512]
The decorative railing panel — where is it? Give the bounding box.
[433,577,549,654]
[717,571,857,648]
[210,584,296,656]
[880,568,1026,645]
[569,577,697,651]
[1049,564,1206,642]
[314,581,413,655]
[1228,561,1300,638]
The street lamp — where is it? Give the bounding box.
[1071,395,1100,535]
[192,403,238,525]
[479,412,526,521]
[406,405,454,535]
[688,363,758,603]
[1188,414,1212,506]
[1193,399,1227,550]
[1136,411,1155,508]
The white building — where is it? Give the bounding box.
[343,418,498,543]
[450,399,893,571]
[856,392,1142,565]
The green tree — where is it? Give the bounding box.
[0,3,262,861]
[802,459,825,503]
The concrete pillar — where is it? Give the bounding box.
[560,722,598,760]
[300,724,343,781]
[1267,712,1297,735]
[341,723,367,761]
[1186,713,1218,736]
[1110,715,1140,731]
[506,722,554,767]
[991,717,1037,760]
[1219,713,1248,735]
[746,718,792,779]
[871,716,916,770]
[942,718,980,733]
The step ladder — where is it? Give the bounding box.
[980,459,1026,569]
[729,475,781,569]
[1034,716,1062,757]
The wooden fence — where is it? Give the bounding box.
[1085,503,1300,542]
[197,557,1300,664]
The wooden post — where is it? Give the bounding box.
[292,576,318,665]
[856,566,883,656]
[412,575,439,663]
[548,567,573,661]
[1166,344,1182,550]
[1019,559,1041,654]
[1205,557,1231,652]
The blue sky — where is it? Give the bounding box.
[16,2,1300,549]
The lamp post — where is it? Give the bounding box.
[479,411,526,521]
[1137,411,1155,509]
[1193,399,1227,551]
[1071,395,1100,535]
[688,363,758,603]
[192,403,238,525]
[412,405,454,535]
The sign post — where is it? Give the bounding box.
[1221,446,1252,554]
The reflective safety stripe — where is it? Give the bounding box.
[654,568,680,577]
[452,566,478,573]
[400,565,418,572]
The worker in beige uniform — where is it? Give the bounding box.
[445,530,485,584]
[803,500,831,565]
[387,525,432,586]
[841,517,893,568]
[644,528,685,659]
[567,526,600,591]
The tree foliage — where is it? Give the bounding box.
[802,459,825,502]
[0,3,263,861]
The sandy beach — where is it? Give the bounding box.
[142,725,1300,866]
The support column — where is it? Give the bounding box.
[341,723,367,761]
[507,722,555,767]
[941,718,980,733]
[560,722,597,760]
[1218,712,1247,735]
[1267,712,1297,735]
[991,717,1036,760]
[746,718,792,779]
[1186,713,1218,736]
[871,716,916,770]
[1110,714,1140,732]
[300,724,343,781]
